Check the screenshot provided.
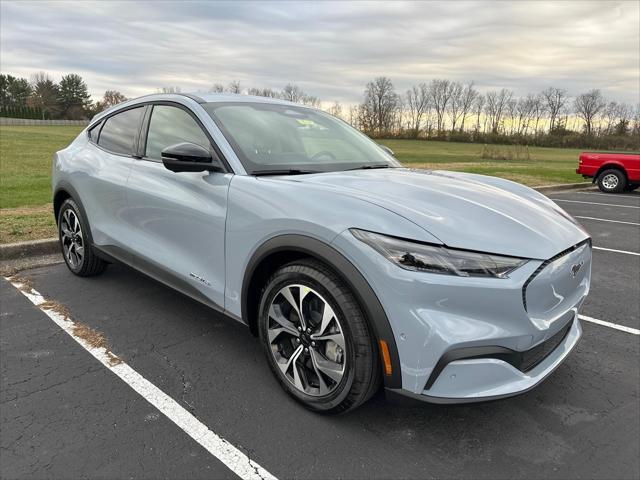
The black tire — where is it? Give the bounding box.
[58,198,107,276]
[597,169,626,193]
[258,259,380,413]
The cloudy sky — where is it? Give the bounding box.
[1,0,638,105]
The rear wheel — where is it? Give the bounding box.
[597,169,626,193]
[258,259,380,413]
[58,198,107,276]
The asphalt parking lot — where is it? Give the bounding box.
[1,189,639,479]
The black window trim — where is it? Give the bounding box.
[87,120,103,142]
[138,101,228,173]
[87,104,146,159]
[86,100,231,173]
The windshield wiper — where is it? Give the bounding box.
[252,169,321,176]
[346,164,391,171]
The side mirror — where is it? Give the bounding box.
[378,144,395,157]
[161,142,223,173]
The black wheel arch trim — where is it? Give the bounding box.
[241,234,402,389]
[53,181,95,246]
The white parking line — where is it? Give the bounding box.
[551,199,640,209]
[6,279,278,480]
[593,246,640,256]
[579,315,640,335]
[576,216,640,226]
[556,191,640,200]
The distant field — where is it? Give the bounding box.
[378,139,585,186]
[0,125,588,243]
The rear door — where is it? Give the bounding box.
[124,102,231,309]
[81,106,145,253]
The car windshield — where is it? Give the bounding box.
[203,102,400,174]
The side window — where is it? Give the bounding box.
[98,107,144,155]
[145,105,210,160]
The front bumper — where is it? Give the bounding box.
[411,316,582,402]
[332,231,591,403]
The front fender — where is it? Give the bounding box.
[240,233,403,389]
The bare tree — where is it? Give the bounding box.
[28,72,60,119]
[485,89,513,133]
[506,98,517,134]
[158,86,181,94]
[103,90,127,107]
[631,104,640,137]
[301,95,321,108]
[473,94,485,133]
[614,103,633,135]
[428,79,453,133]
[348,104,360,128]
[227,80,242,94]
[541,87,568,132]
[447,81,464,132]
[360,77,400,136]
[574,89,606,136]
[326,101,343,119]
[279,84,320,107]
[530,94,546,136]
[247,87,280,98]
[405,83,429,138]
[601,101,631,135]
[458,82,478,132]
[209,83,225,93]
[282,84,304,102]
[514,96,533,134]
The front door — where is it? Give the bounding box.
[124,103,231,309]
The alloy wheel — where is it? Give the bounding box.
[267,284,347,396]
[60,209,84,269]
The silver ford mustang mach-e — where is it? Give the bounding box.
[52,93,591,413]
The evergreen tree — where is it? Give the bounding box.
[59,73,92,119]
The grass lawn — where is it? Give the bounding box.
[378,139,585,186]
[1,125,588,243]
[1,125,84,243]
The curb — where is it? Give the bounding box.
[533,183,592,194]
[1,238,59,261]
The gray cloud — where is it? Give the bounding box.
[1,0,638,105]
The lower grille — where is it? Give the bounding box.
[519,320,573,372]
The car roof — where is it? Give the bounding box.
[91,92,312,124]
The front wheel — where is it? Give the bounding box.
[258,259,380,413]
[597,169,626,193]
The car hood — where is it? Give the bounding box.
[280,168,589,259]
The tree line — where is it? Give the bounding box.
[345,77,638,150]
[2,71,637,150]
[0,73,126,120]
[0,73,322,120]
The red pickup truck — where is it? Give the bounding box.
[577,152,640,193]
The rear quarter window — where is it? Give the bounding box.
[97,107,144,156]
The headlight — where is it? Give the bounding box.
[351,229,528,278]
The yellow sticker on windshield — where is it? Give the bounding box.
[296,119,315,126]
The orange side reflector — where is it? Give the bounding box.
[379,340,393,376]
